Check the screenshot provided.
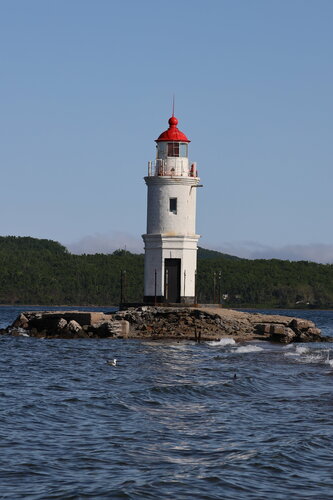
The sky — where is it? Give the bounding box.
[1,0,332,262]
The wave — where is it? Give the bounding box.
[285,346,309,357]
[324,350,333,367]
[234,345,264,354]
[296,346,309,355]
[11,327,30,337]
[207,338,236,347]
[284,346,333,367]
[207,339,264,354]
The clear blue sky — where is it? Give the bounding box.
[1,0,332,262]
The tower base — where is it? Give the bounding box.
[144,296,196,305]
[142,234,200,304]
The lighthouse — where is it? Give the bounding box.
[142,113,201,304]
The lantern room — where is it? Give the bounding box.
[147,115,197,178]
[156,141,188,159]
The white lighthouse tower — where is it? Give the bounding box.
[142,113,200,304]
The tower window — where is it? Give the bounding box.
[169,198,177,214]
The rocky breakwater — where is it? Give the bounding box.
[2,306,329,343]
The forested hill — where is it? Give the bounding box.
[197,247,241,260]
[0,236,332,308]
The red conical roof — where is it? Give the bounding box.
[155,116,190,143]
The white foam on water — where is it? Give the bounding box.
[301,348,333,367]
[301,354,324,364]
[324,350,333,367]
[207,338,236,347]
[234,345,263,354]
[285,344,321,363]
[285,346,332,365]
[295,346,309,355]
[16,328,29,337]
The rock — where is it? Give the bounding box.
[270,324,285,335]
[67,320,82,333]
[10,329,21,337]
[10,328,29,337]
[290,318,315,330]
[93,320,130,338]
[57,318,67,330]
[283,327,297,343]
[76,329,90,339]
[270,326,296,343]
[298,327,322,342]
[255,323,271,334]
[307,327,322,336]
[12,313,29,329]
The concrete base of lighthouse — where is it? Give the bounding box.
[142,234,200,304]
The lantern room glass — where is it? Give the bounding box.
[167,143,179,157]
[167,143,188,158]
[179,143,188,157]
[157,142,188,159]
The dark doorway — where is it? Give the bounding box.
[164,259,181,303]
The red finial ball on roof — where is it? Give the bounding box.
[156,115,190,143]
[168,116,178,126]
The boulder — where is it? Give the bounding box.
[92,320,130,338]
[270,326,296,343]
[56,318,67,330]
[67,320,82,333]
[298,327,322,342]
[12,313,29,329]
[290,318,315,330]
[307,327,322,336]
[270,324,285,335]
[255,323,271,334]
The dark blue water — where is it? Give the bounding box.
[1,306,333,499]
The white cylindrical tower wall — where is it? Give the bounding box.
[145,177,198,236]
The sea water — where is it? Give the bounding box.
[0,306,333,499]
